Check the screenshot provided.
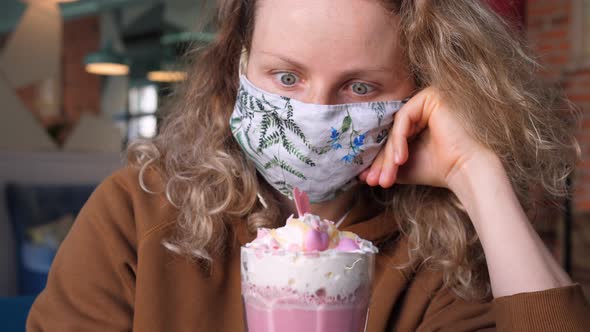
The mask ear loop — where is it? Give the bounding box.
[335,208,353,229]
[257,192,268,209]
[239,47,249,76]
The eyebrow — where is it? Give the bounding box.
[259,50,396,76]
[260,51,308,71]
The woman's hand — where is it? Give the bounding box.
[359,86,494,189]
[360,86,573,298]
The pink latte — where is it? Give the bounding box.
[241,213,377,332]
[242,283,370,332]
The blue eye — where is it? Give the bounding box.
[276,72,298,87]
[351,82,374,96]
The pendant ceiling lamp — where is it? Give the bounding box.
[147,67,186,83]
[148,32,216,83]
[84,2,129,76]
[147,47,186,83]
[84,44,129,76]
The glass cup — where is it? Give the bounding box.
[241,246,375,332]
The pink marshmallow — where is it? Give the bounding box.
[336,237,360,252]
[304,229,330,251]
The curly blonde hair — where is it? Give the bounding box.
[127,0,580,299]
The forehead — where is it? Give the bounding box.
[251,0,401,70]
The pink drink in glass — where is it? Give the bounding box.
[241,247,375,332]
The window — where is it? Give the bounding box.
[124,84,159,142]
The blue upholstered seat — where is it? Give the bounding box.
[0,296,36,332]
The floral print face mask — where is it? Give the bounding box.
[230,75,405,203]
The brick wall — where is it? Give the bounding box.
[488,0,526,27]
[568,68,590,212]
[62,16,102,128]
[527,1,571,80]
[0,15,101,145]
[526,1,589,212]
[57,15,102,144]
[526,0,590,294]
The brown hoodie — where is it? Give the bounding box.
[27,166,590,331]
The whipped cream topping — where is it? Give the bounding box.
[246,213,378,254]
[241,248,374,302]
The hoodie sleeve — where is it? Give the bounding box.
[492,284,590,331]
[26,170,137,332]
[416,283,590,332]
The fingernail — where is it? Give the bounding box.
[394,151,401,164]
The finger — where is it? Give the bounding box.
[392,111,412,166]
[379,90,436,187]
[366,150,385,186]
[378,106,411,187]
[392,89,435,166]
[378,127,398,188]
[358,168,370,182]
[365,89,435,188]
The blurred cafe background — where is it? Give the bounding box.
[0,0,589,330]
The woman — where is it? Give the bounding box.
[27,0,590,331]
